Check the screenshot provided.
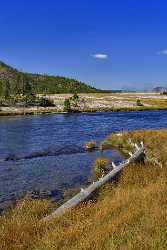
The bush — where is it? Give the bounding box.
[64,98,71,112]
[160,91,167,95]
[24,93,36,105]
[39,97,55,107]
[71,93,79,107]
[136,99,143,106]
[93,157,108,179]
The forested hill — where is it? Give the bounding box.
[0,61,101,95]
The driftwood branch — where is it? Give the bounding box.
[42,143,145,222]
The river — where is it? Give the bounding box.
[0,110,167,208]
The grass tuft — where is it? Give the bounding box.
[84,140,97,151]
[93,157,108,179]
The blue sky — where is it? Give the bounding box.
[0,0,167,90]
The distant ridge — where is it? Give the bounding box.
[0,61,102,94]
[152,86,167,93]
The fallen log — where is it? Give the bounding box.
[42,143,145,222]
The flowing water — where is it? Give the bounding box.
[0,110,167,207]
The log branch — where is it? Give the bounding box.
[42,143,145,222]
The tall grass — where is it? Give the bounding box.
[93,157,108,179]
[1,129,167,249]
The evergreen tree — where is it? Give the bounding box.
[64,98,71,112]
[71,93,79,107]
[23,76,32,96]
[4,80,11,100]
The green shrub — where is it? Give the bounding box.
[39,97,55,107]
[71,93,79,107]
[64,98,71,112]
[136,99,143,106]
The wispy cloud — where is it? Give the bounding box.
[91,53,108,59]
[157,49,167,56]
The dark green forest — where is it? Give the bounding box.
[0,61,101,103]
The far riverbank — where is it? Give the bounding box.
[1,92,167,116]
[0,105,166,116]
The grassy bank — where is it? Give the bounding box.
[1,129,167,249]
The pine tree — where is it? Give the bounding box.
[64,98,71,112]
[4,80,11,100]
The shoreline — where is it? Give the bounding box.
[1,92,167,116]
[0,105,167,116]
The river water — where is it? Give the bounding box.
[0,110,167,207]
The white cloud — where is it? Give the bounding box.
[91,53,108,59]
[157,49,167,56]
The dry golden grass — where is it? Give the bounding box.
[142,98,167,108]
[0,199,53,250]
[1,129,167,249]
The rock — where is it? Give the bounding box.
[25,189,63,201]
[4,154,18,161]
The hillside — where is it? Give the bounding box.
[0,61,101,95]
[152,86,167,93]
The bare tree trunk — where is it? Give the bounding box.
[42,144,145,222]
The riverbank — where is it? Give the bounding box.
[0,106,166,116]
[1,129,167,249]
[1,92,167,116]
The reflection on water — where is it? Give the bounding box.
[0,110,167,207]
